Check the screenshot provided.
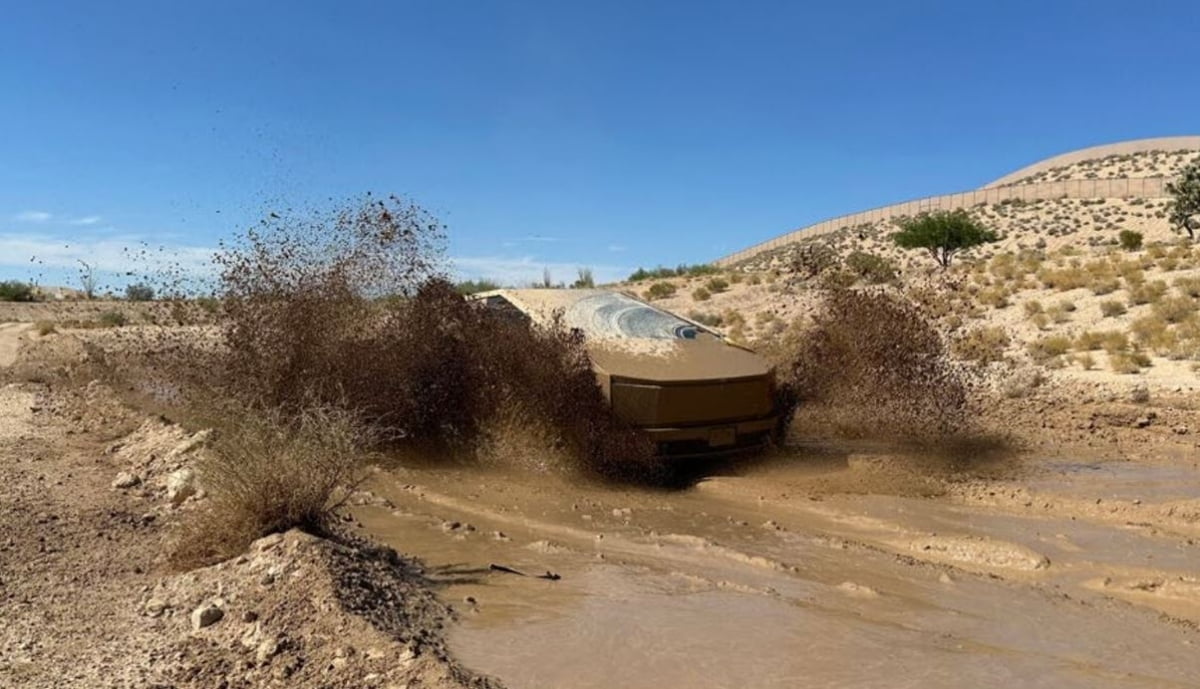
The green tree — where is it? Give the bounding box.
[892,210,997,269]
[1167,159,1200,241]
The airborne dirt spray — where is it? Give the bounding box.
[155,195,655,482]
[775,286,974,447]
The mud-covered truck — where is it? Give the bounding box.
[470,289,781,455]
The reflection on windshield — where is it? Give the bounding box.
[566,293,711,340]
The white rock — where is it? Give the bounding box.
[167,468,198,506]
[112,471,140,489]
[191,602,224,630]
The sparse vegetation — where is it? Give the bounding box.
[124,283,155,301]
[628,264,719,281]
[644,281,677,300]
[454,279,502,295]
[844,251,896,284]
[1118,230,1144,251]
[704,277,730,294]
[952,326,1010,364]
[99,310,127,327]
[691,287,711,301]
[1100,299,1127,317]
[0,280,34,302]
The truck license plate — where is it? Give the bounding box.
[709,427,736,447]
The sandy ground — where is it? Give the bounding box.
[0,326,502,689]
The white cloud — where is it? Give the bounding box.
[14,210,52,222]
[451,255,628,286]
[607,244,627,253]
[0,232,216,277]
[69,215,102,226]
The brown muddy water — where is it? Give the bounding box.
[351,449,1200,689]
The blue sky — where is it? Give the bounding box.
[2,0,1199,290]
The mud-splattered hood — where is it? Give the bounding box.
[471,289,773,383]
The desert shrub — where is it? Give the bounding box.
[644,281,677,300]
[1027,335,1072,362]
[1101,331,1130,353]
[0,280,34,302]
[729,271,744,284]
[1174,276,1200,298]
[628,264,718,282]
[1153,295,1197,323]
[776,289,968,441]
[1128,280,1168,306]
[1130,314,1174,353]
[1099,299,1127,317]
[1109,352,1142,374]
[1074,352,1096,370]
[454,279,501,295]
[952,326,1010,364]
[844,251,896,284]
[174,407,368,567]
[687,311,723,327]
[1047,301,1074,324]
[1001,367,1045,398]
[125,283,155,301]
[1089,275,1120,295]
[1037,266,1088,291]
[1023,300,1043,317]
[977,286,1010,309]
[747,273,762,286]
[1074,331,1107,351]
[1118,230,1144,251]
[1030,312,1050,330]
[704,277,730,294]
[99,310,127,327]
[34,320,56,336]
[691,287,712,301]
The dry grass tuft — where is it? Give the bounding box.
[173,407,368,568]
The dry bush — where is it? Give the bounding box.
[1037,266,1088,291]
[1102,331,1130,354]
[173,407,368,568]
[1153,295,1198,323]
[1074,352,1096,370]
[1027,335,1072,362]
[1047,301,1074,324]
[1128,280,1168,306]
[1109,352,1142,374]
[1099,299,1127,318]
[1074,330,1107,351]
[777,288,969,442]
[644,281,677,300]
[1174,276,1200,298]
[692,287,711,301]
[34,320,56,336]
[1023,300,1043,317]
[1131,314,1174,353]
[977,286,1011,309]
[952,326,1010,364]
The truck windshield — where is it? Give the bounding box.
[566,292,711,340]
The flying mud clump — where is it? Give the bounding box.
[777,287,970,444]
[200,195,654,480]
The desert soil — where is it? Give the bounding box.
[0,324,501,689]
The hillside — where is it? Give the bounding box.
[621,139,1200,394]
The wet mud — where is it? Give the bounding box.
[351,445,1200,689]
